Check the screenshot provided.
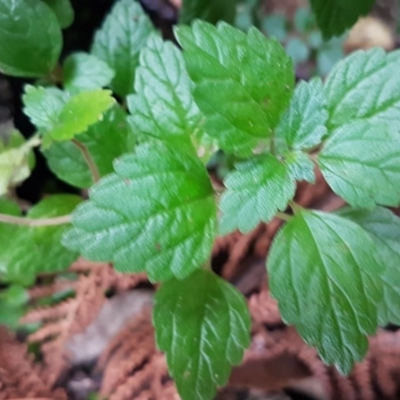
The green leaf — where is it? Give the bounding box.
[23,85,67,130]
[324,48,400,129]
[0,127,36,195]
[176,21,294,156]
[180,0,239,25]
[42,0,74,29]
[318,121,400,209]
[0,285,28,329]
[220,154,296,234]
[309,0,374,38]
[276,78,327,151]
[62,143,217,282]
[43,105,133,188]
[0,0,62,77]
[63,52,115,93]
[91,0,154,97]
[283,150,315,183]
[127,34,202,146]
[47,89,115,142]
[0,195,81,286]
[268,210,383,374]
[337,207,400,326]
[154,269,251,400]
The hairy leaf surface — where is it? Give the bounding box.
[154,269,250,400]
[0,195,80,286]
[325,49,400,129]
[176,21,294,155]
[338,207,400,326]
[91,0,154,97]
[309,0,374,38]
[63,52,114,93]
[44,106,132,188]
[0,0,62,77]
[62,143,217,282]
[268,210,383,374]
[318,121,400,209]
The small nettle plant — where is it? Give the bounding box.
[1,0,400,399]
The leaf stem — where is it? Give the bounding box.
[276,212,292,222]
[289,201,303,214]
[71,139,100,183]
[0,213,71,227]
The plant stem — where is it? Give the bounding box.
[289,200,303,214]
[71,139,100,183]
[276,212,292,222]
[0,213,71,227]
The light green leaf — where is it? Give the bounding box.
[62,142,217,282]
[324,48,400,129]
[284,150,315,183]
[22,85,67,130]
[42,0,74,29]
[0,0,62,77]
[176,21,294,156]
[262,14,287,41]
[285,38,310,64]
[318,121,400,209]
[309,0,374,38]
[127,34,202,146]
[180,0,239,25]
[338,207,400,326]
[43,105,133,188]
[268,210,383,374]
[220,154,296,234]
[154,269,251,400]
[0,195,81,286]
[0,285,28,329]
[91,0,154,97]
[47,89,115,142]
[63,52,115,93]
[0,127,36,195]
[276,78,327,151]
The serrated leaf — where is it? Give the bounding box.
[0,127,36,195]
[43,105,133,188]
[176,21,294,156]
[338,207,400,326]
[220,154,296,234]
[63,52,115,93]
[47,89,115,142]
[276,78,327,151]
[62,142,217,282]
[127,34,202,145]
[324,48,400,129]
[42,0,74,29]
[0,195,81,286]
[0,0,62,77]
[268,210,383,374]
[318,120,400,209]
[284,150,315,183]
[22,85,68,130]
[154,269,251,400]
[309,0,374,38]
[180,0,239,25]
[91,0,154,97]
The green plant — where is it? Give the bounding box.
[1,0,400,399]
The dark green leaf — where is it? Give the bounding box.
[62,143,217,282]
[318,121,400,209]
[91,0,154,97]
[309,0,374,38]
[220,154,296,234]
[176,21,294,156]
[154,269,250,400]
[42,0,74,28]
[324,48,400,129]
[0,195,81,286]
[268,210,383,374]
[44,105,133,188]
[63,52,115,93]
[180,0,239,25]
[0,0,62,77]
[338,207,400,326]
